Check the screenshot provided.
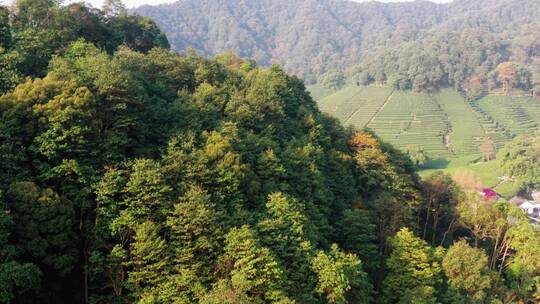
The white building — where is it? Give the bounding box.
[519,201,540,219]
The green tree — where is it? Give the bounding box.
[382,228,443,303]
[257,192,316,301]
[109,15,170,53]
[0,209,42,303]
[0,7,20,94]
[321,71,346,90]
[505,217,540,302]
[6,182,78,276]
[89,159,172,302]
[13,0,61,30]
[400,286,439,304]
[456,194,503,248]
[102,0,128,18]
[12,0,72,77]
[123,159,172,221]
[442,240,494,302]
[0,48,21,94]
[420,172,462,246]
[0,7,11,49]
[480,136,496,162]
[164,185,224,301]
[338,208,379,275]
[124,221,171,302]
[217,226,289,303]
[349,132,421,253]
[405,144,429,168]
[496,62,517,95]
[311,244,373,304]
[163,128,247,218]
[200,279,263,304]
[497,134,540,187]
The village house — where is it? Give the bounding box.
[519,200,540,218]
[510,192,540,223]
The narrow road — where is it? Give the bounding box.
[363,89,395,127]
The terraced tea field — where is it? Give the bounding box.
[318,86,394,128]
[476,95,540,139]
[315,85,540,169]
[434,89,485,158]
[367,90,450,158]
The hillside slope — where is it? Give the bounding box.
[134,0,447,83]
[134,0,540,85]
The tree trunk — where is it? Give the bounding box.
[84,247,89,304]
[490,231,500,270]
[423,197,432,240]
[499,245,511,273]
[440,220,455,246]
[431,210,440,244]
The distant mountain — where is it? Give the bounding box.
[355,0,540,94]
[134,0,448,83]
[134,0,540,85]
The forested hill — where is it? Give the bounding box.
[134,0,540,85]
[133,0,448,83]
[2,0,540,303]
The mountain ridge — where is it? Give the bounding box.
[134,0,540,86]
[133,0,450,82]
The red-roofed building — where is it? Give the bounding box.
[479,188,499,201]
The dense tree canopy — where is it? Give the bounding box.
[135,0,540,93]
[355,27,538,97]
[498,133,540,188]
[0,0,169,94]
[0,1,411,300]
[1,1,539,303]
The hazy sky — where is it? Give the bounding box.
[86,0,453,8]
[0,0,453,9]
[69,0,173,8]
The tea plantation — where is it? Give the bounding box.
[315,85,540,171]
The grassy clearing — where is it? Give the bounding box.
[307,85,335,101]
[421,160,501,186]
[420,160,521,198]
[494,181,522,199]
